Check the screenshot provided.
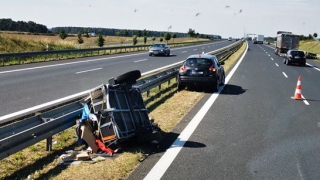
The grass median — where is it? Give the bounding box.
[0,42,247,180]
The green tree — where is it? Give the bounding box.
[308,34,313,40]
[123,29,129,37]
[59,28,68,40]
[132,35,138,45]
[96,32,105,47]
[77,31,84,46]
[164,32,171,43]
[187,28,195,38]
[144,36,147,44]
[313,32,318,38]
[116,30,121,37]
[159,37,163,42]
[143,29,148,37]
[172,33,177,43]
[137,30,142,37]
[152,36,156,44]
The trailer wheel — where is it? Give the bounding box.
[116,70,141,84]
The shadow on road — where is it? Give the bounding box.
[220,84,247,95]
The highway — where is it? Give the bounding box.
[0,40,233,116]
[129,42,320,180]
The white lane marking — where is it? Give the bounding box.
[266,52,268,54]
[271,58,274,61]
[193,49,197,51]
[318,122,320,127]
[301,95,310,105]
[76,67,102,74]
[134,59,148,62]
[275,63,279,67]
[282,72,288,78]
[0,42,223,75]
[268,54,270,56]
[182,51,187,53]
[143,41,249,180]
[306,63,320,71]
[296,157,305,180]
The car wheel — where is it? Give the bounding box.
[300,63,306,66]
[212,80,219,92]
[167,51,170,56]
[285,59,289,65]
[149,53,152,56]
[115,70,141,84]
[219,73,225,86]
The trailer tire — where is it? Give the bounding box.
[116,70,141,84]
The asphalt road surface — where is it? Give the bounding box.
[128,41,320,180]
[0,40,233,116]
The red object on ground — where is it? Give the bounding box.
[95,139,114,154]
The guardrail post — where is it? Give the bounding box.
[1,58,3,66]
[158,84,161,91]
[18,57,21,64]
[147,90,150,97]
[42,118,53,151]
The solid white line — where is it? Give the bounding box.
[143,41,249,180]
[134,59,148,62]
[268,54,270,56]
[301,95,310,105]
[271,58,274,61]
[282,72,288,78]
[306,63,320,72]
[76,68,102,74]
[275,63,279,67]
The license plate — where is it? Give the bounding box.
[294,56,301,59]
[192,71,203,74]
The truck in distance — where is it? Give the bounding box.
[275,31,300,55]
[252,34,264,44]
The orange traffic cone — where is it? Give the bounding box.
[291,76,302,100]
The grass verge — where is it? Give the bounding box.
[0,42,247,180]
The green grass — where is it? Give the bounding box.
[299,40,320,55]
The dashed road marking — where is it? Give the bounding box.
[134,59,148,62]
[76,67,102,74]
[282,72,288,78]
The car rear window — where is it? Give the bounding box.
[290,51,305,56]
[185,58,213,67]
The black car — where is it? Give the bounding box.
[148,43,170,56]
[283,50,306,66]
[177,54,225,92]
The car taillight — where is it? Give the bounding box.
[209,66,216,72]
[179,65,186,72]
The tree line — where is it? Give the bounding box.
[0,18,221,40]
[0,18,49,33]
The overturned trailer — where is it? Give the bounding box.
[78,70,161,153]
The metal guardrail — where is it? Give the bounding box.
[0,40,217,66]
[0,40,244,160]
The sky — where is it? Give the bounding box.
[1,0,319,38]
